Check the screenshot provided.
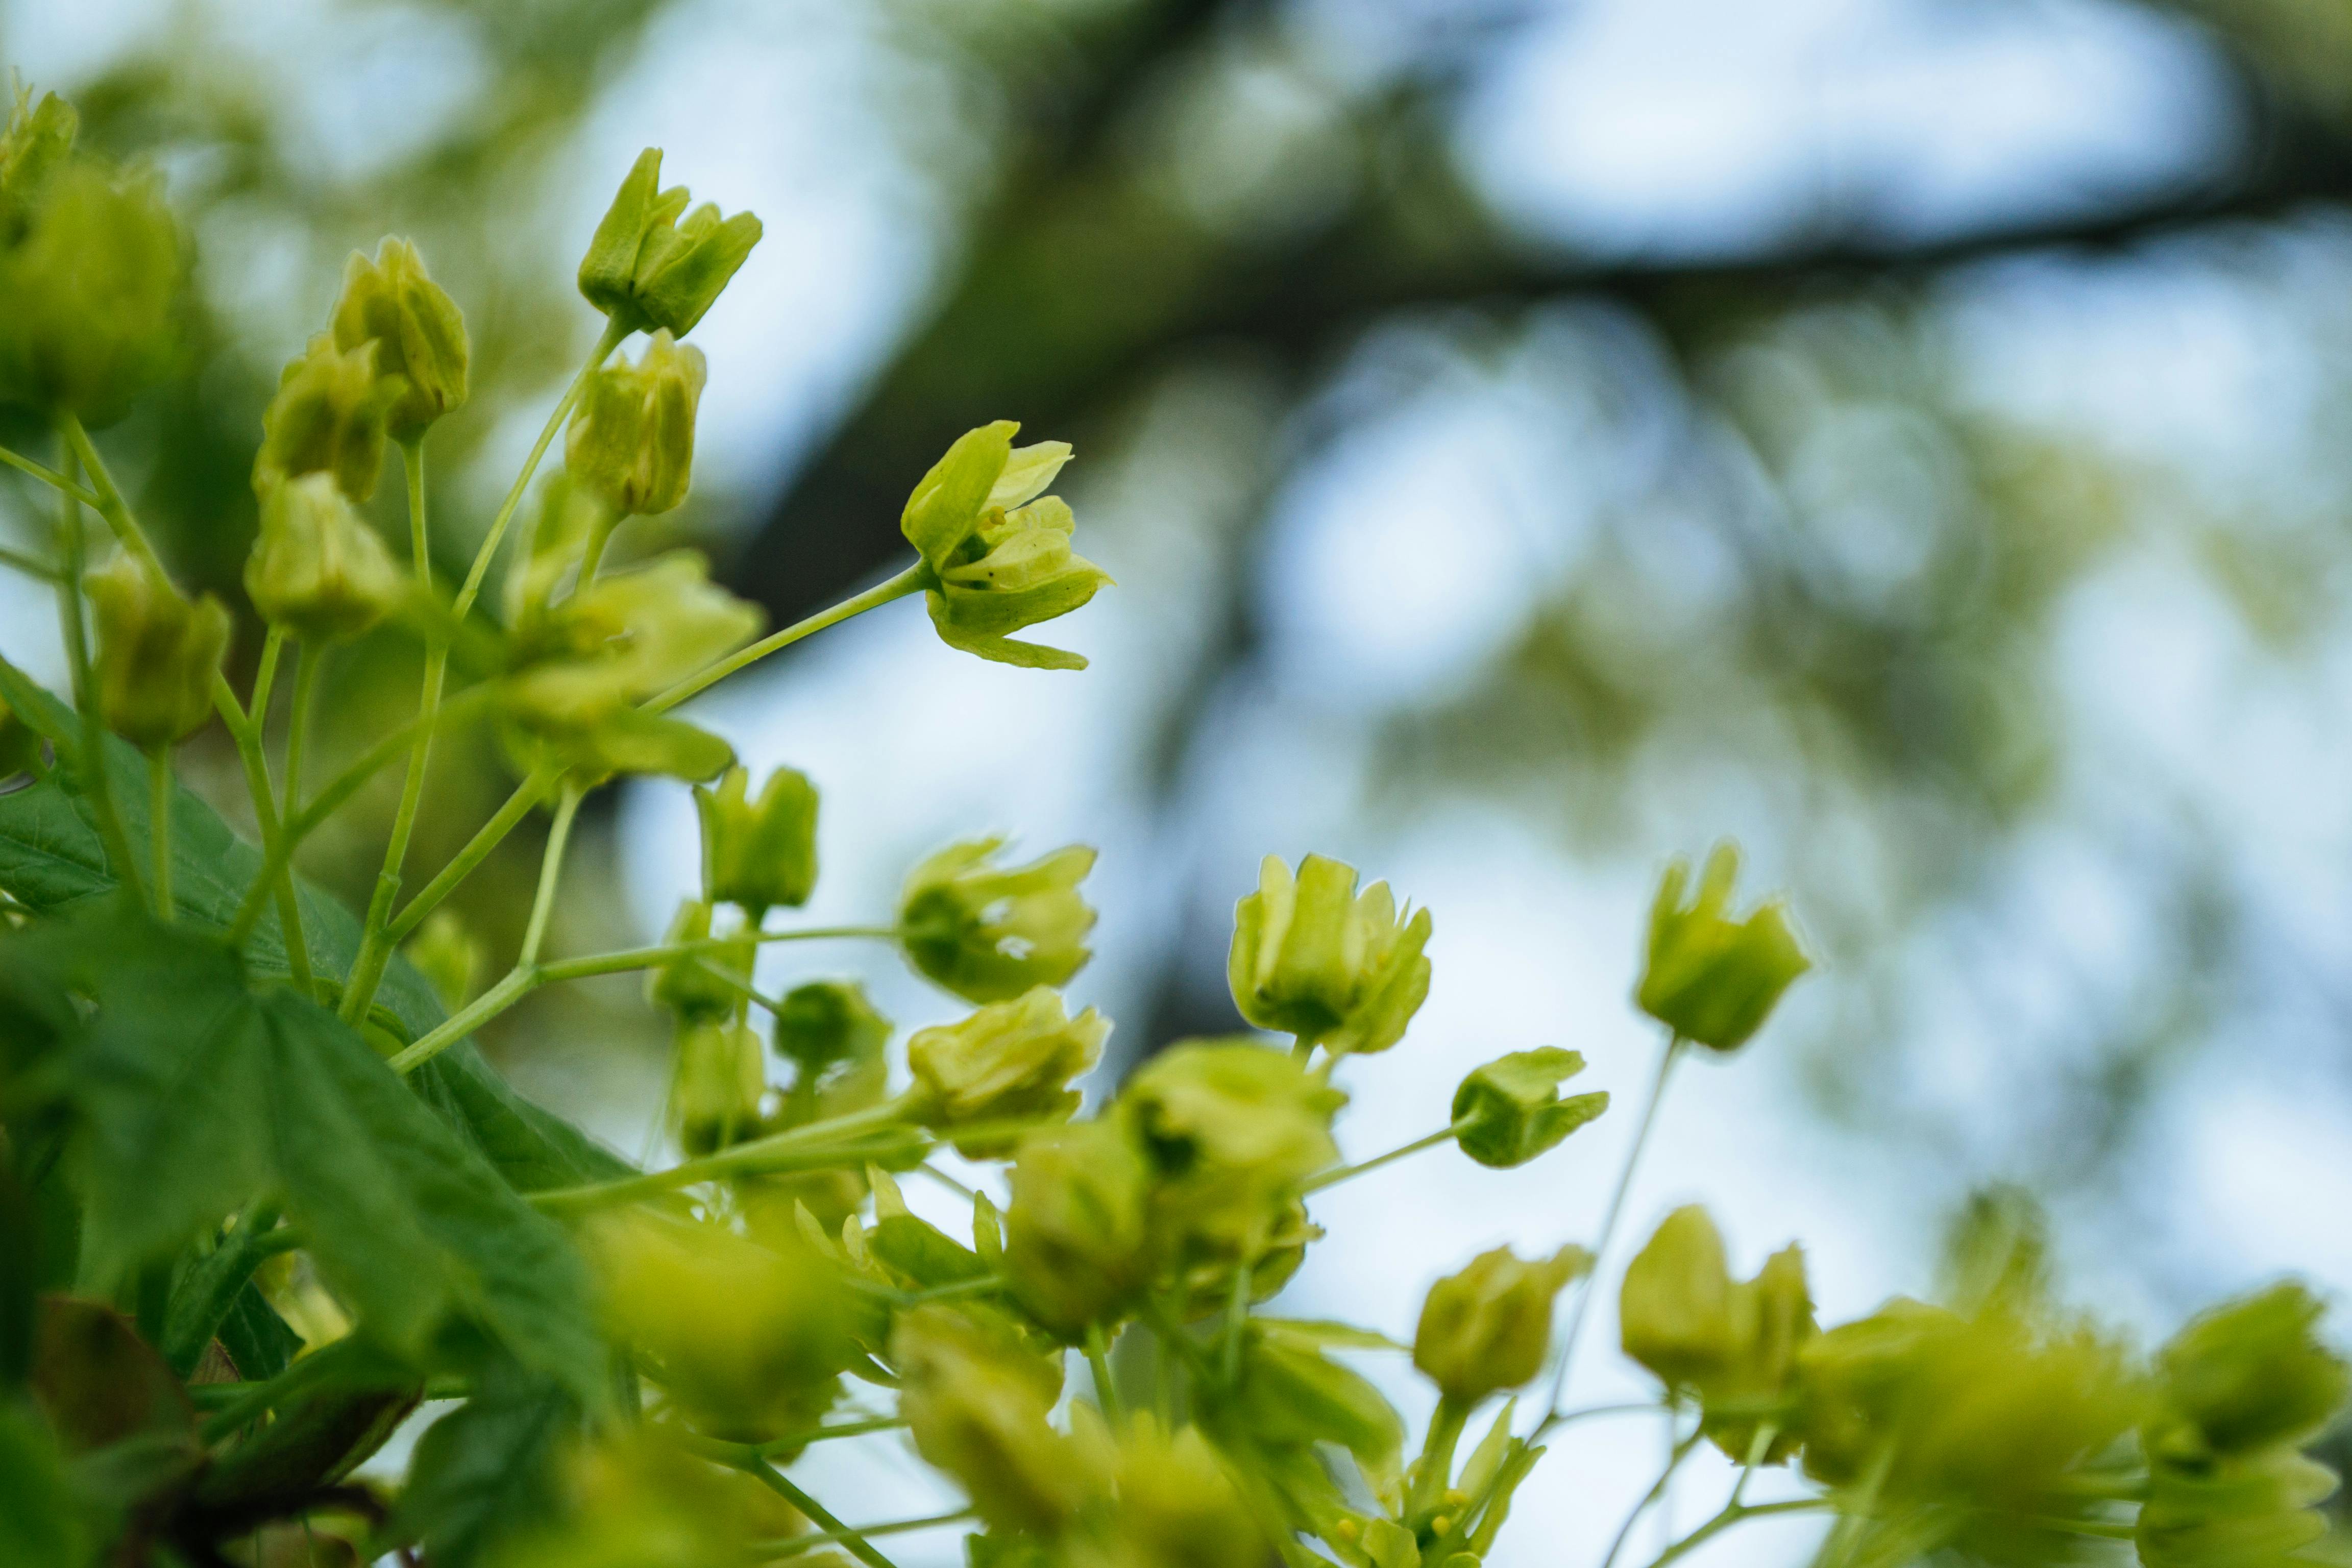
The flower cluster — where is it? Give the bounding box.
[0,86,2341,1568]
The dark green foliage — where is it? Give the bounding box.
[384,1366,578,1568]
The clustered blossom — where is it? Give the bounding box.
[4,86,2340,1568]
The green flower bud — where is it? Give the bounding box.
[254,333,394,503]
[673,1018,766,1156]
[577,148,764,337]
[696,764,817,915]
[2140,1448,2339,1568]
[565,331,705,517]
[1451,1047,1609,1168]
[1636,843,1810,1052]
[2154,1284,2350,1458]
[1621,1208,1817,1460]
[771,979,891,1111]
[1003,1118,1154,1336]
[329,236,469,442]
[86,554,230,749]
[906,986,1108,1153]
[243,472,405,643]
[1413,1246,1586,1407]
[645,899,755,1024]
[504,471,608,631]
[401,910,481,1012]
[901,422,1110,670]
[1228,853,1433,1056]
[897,836,1097,1003]
[588,1212,851,1443]
[1119,1038,1345,1266]
[0,153,182,425]
[892,1303,1093,1534]
[503,550,760,780]
[1620,1206,1736,1390]
[1797,1299,2142,1521]
[0,88,77,240]
[1102,1419,1280,1568]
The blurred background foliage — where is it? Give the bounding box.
[9,3,2352,1551]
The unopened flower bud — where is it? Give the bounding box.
[587,1212,851,1442]
[906,986,1108,1154]
[1413,1246,1587,1406]
[401,910,482,1012]
[1637,843,1810,1052]
[1105,1419,1278,1568]
[901,422,1109,669]
[897,837,1096,1003]
[577,148,763,337]
[243,472,404,643]
[1229,853,1432,1056]
[330,236,469,442]
[1620,1206,1735,1390]
[87,554,230,748]
[254,333,393,503]
[893,1303,1092,1534]
[772,979,891,1126]
[674,1018,766,1156]
[502,550,760,781]
[0,155,182,425]
[1622,1207,1817,1460]
[645,899,755,1024]
[1451,1047,1609,1169]
[565,331,704,517]
[2156,1284,2350,1458]
[1119,1039,1344,1265]
[0,89,77,238]
[1003,1119,1154,1336]
[696,764,817,915]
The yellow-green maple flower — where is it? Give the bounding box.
[254,333,394,503]
[1637,842,1810,1051]
[244,472,405,643]
[577,148,763,337]
[901,421,1110,670]
[1229,852,1432,1056]
[87,555,230,749]
[695,764,817,916]
[897,836,1097,1003]
[329,236,468,442]
[565,331,705,517]
[1414,1245,1587,1406]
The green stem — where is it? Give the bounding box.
[1599,1426,1704,1568]
[1536,1035,1685,1432]
[386,766,558,941]
[645,564,926,714]
[0,442,101,508]
[51,440,143,909]
[455,318,630,619]
[1644,1499,1831,1568]
[1303,1118,1473,1193]
[1409,1396,1472,1523]
[148,747,172,920]
[519,783,583,967]
[224,681,502,949]
[1219,1264,1252,1389]
[59,415,162,574]
[214,665,313,993]
[283,640,317,820]
[735,1456,902,1568]
[388,965,535,1075]
[757,1509,973,1560]
[342,638,446,1022]
[1086,1322,1124,1427]
[0,545,61,583]
[753,1416,908,1456]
